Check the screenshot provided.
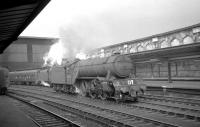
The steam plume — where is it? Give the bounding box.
[59,17,113,58]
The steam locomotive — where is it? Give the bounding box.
[10,55,146,101]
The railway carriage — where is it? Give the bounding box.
[10,70,38,85]
[0,67,9,95]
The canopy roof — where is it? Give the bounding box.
[0,0,50,53]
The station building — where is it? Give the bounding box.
[0,36,58,71]
[87,23,200,87]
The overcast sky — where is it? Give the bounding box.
[21,0,200,48]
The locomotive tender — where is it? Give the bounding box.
[10,55,146,101]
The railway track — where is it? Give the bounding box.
[9,88,200,127]
[11,85,54,93]
[141,94,200,106]
[102,94,200,122]
[146,89,200,100]
[124,100,200,121]
[8,94,81,127]
[162,89,200,96]
[8,90,179,127]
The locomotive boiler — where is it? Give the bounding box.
[78,55,133,78]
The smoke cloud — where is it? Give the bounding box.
[59,17,114,58]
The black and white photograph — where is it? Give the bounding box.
[0,0,200,127]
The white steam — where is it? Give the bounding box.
[43,40,65,66]
[59,17,113,59]
[41,81,50,87]
[76,52,87,60]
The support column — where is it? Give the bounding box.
[150,63,154,78]
[133,64,136,77]
[167,61,172,83]
[27,44,33,63]
[175,62,178,77]
[158,64,160,77]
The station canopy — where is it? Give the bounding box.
[127,42,200,63]
[0,0,50,54]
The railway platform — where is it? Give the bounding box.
[144,80,200,90]
[0,95,38,127]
